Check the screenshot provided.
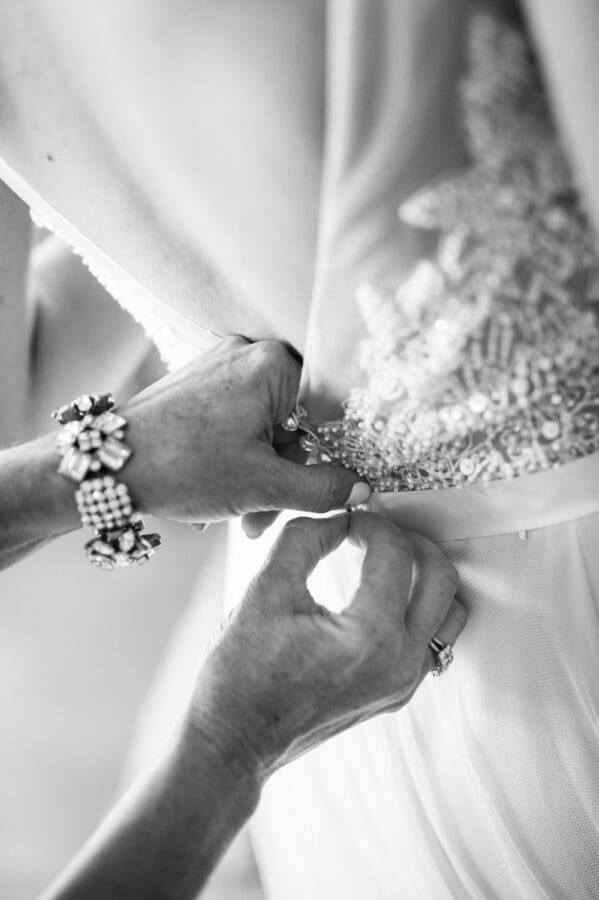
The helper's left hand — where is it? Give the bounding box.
[188,511,466,780]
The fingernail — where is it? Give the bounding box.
[191,523,210,534]
[346,482,371,508]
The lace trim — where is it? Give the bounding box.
[29,201,213,371]
[307,10,599,491]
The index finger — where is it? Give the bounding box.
[404,530,459,643]
[347,511,415,616]
[249,339,302,426]
[264,513,350,586]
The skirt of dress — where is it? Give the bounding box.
[220,453,599,900]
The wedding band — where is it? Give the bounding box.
[428,636,454,677]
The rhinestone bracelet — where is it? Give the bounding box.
[53,393,161,570]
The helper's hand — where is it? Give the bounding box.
[188,512,466,780]
[37,513,464,900]
[121,336,370,524]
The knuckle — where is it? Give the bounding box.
[222,333,249,348]
[278,516,312,546]
[309,477,338,513]
[407,529,446,562]
[379,524,415,561]
[443,556,460,585]
[428,553,459,589]
[284,514,312,533]
[255,339,290,369]
[260,477,282,511]
[252,457,283,507]
[378,517,412,545]
[217,334,250,363]
[453,598,468,630]
[244,343,269,375]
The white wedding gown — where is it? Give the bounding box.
[2,2,599,897]
[225,11,599,897]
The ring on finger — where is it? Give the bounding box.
[428,636,454,677]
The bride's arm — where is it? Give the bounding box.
[0,181,153,445]
[25,233,152,437]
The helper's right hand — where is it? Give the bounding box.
[187,511,467,782]
[120,336,370,525]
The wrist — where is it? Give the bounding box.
[186,715,266,788]
[39,433,83,533]
[0,434,81,544]
[50,393,162,569]
[113,400,162,517]
[185,686,271,791]
[180,715,263,795]
[39,714,261,900]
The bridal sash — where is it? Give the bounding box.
[367,449,599,542]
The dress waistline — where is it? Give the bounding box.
[366,452,599,542]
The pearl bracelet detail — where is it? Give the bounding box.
[53,393,162,570]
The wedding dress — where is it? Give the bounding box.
[1,2,599,897]
[226,9,599,898]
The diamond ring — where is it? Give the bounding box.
[428,636,454,677]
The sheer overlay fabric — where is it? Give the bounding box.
[228,455,599,899]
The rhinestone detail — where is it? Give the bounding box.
[307,11,599,493]
[54,404,131,483]
[53,394,162,568]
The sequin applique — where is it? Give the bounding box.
[310,10,599,492]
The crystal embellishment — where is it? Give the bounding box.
[53,394,162,569]
[55,408,131,481]
[309,11,599,492]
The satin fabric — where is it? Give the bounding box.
[0,0,331,355]
[1,3,596,376]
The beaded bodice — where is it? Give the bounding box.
[309,10,599,492]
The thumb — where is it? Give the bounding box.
[269,458,372,514]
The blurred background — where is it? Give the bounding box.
[0,514,224,898]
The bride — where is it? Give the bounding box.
[2,1,598,896]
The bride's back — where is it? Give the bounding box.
[2,0,506,368]
[0,0,328,350]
